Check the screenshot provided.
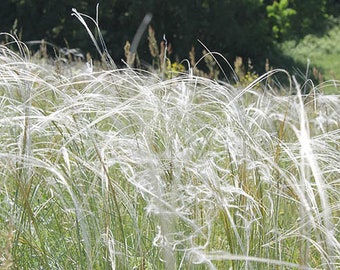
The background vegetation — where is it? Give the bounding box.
[1,0,339,80]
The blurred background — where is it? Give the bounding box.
[0,0,339,82]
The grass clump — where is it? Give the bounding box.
[0,35,340,270]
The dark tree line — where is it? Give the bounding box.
[0,0,339,70]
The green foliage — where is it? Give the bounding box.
[266,0,296,40]
[290,0,329,37]
[1,0,272,65]
[279,20,340,87]
[204,0,271,60]
[1,0,338,84]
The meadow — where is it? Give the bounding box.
[279,17,340,92]
[0,33,340,270]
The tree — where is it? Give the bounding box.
[290,0,329,37]
[1,0,336,72]
[266,0,296,41]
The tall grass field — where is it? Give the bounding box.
[0,34,340,269]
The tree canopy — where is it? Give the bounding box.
[1,0,338,70]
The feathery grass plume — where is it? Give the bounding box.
[71,4,116,69]
[233,57,259,88]
[234,56,245,79]
[188,46,213,79]
[124,40,131,63]
[147,26,174,79]
[190,40,237,83]
[201,49,220,80]
[159,37,167,79]
[0,38,340,269]
[292,75,337,268]
[148,25,159,59]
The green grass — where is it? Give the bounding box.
[280,19,340,93]
[0,36,340,270]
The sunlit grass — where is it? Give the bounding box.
[0,37,340,269]
[280,19,340,91]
